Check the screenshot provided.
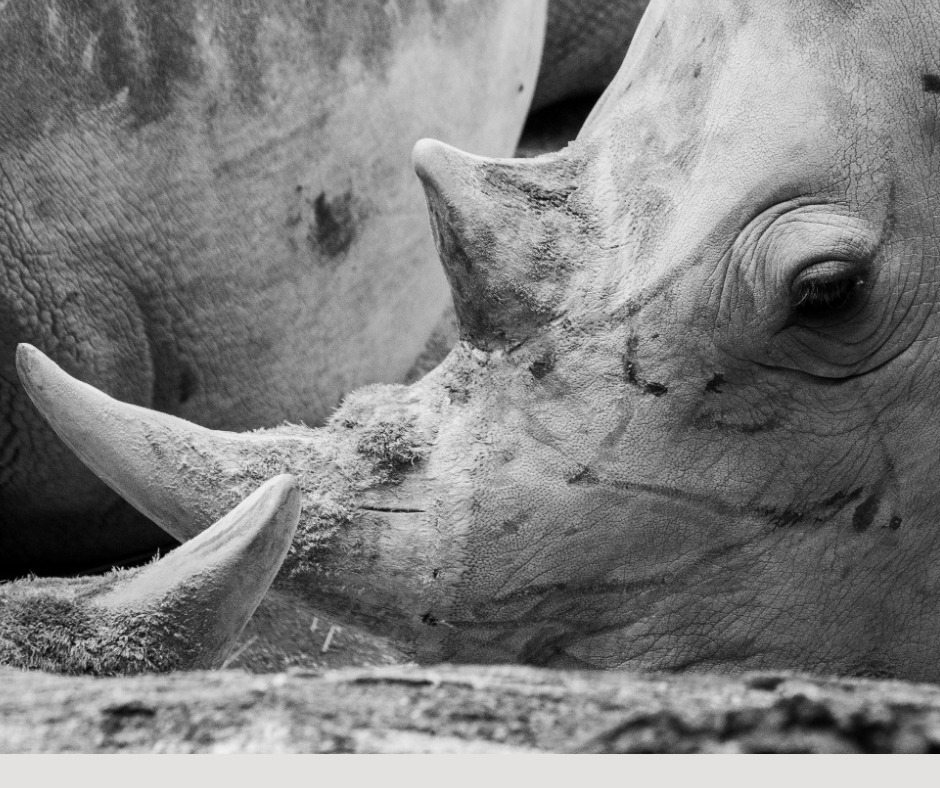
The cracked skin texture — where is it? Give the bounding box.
[0,0,547,577]
[22,0,940,681]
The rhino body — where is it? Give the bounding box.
[14,0,936,681]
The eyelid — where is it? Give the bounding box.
[773,215,879,265]
[790,259,865,293]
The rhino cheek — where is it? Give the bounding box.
[440,471,756,665]
[419,371,921,673]
[441,477,899,673]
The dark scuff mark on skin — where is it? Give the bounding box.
[767,508,803,528]
[444,381,470,405]
[852,493,881,532]
[923,74,940,94]
[815,487,864,515]
[760,487,865,530]
[529,353,554,380]
[623,335,668,397]
[567,465,599,486]
[623,359,668,397]
[598,415,633,451]
[308,191,361,259]
[705,373,725,393]
[692,412,779,434]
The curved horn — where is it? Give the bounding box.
[412,138,582,348]
[0,475,300,674]
[16,344,316,541]
[95,474,300,671]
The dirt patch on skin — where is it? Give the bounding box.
[308,190,365,260]
[355,421,426,472]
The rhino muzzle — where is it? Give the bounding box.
[16,342,459,666]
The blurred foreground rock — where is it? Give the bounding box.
[2,664,940,753]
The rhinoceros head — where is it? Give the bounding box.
[16,0,940,678]
[404,1,940,675]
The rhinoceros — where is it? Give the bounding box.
[10,0,934,680]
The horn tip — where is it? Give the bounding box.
[15,343,68,411]
[412,137,445,183]
[15,342,45,386]
[412,138,476,187]
[255,474,302,532]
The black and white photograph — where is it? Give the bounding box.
[1,0,939,761]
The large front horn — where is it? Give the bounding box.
[0,475,299,674]
[16,344,320,541]
[412,139,583,349]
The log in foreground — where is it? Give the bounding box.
[2,665,940,753]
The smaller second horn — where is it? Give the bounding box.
[413,139,580,349]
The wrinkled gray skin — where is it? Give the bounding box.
[0,0,642,579]
[17,0,940,681]
[0,0,548,576]
[533,0,649,110]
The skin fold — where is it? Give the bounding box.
[12,0,940,680]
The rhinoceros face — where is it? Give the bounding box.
[15,0,940,679]
[400,1,940,674]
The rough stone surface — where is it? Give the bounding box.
[2,664,940,753]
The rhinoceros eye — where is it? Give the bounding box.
[790,260,866,320]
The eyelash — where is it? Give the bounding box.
[792,275,864,313]
[789,260,867,320]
